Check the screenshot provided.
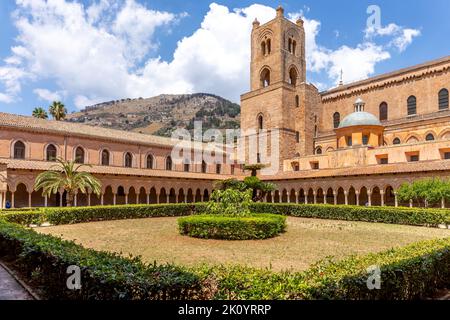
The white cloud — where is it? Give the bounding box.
[0,1,421,108]
[365,22,421,52]
[33,88,64,102]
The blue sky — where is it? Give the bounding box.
[0,0,449,115]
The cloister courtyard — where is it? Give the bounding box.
[38,216,450,272]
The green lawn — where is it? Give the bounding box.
[37,216,450,272]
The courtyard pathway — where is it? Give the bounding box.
[0,263,34,300]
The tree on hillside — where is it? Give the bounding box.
[49,101,67,121]
[32,107,49,119]
[34,158,102,207]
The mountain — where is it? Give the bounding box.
[65,93,241,137]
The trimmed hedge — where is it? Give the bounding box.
[178,214,286,240]
[0,204,207,226]
[0,219,210,300]
[250,203,450,227]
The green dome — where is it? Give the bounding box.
[338,111,381,128]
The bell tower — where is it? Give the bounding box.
[240,6,319,170]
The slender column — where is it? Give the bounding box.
[11,191,15,208]
[0,192,3,209]
[409,199,413,208]
[287,194,290,203]
[271,193,274,203]
[28,192,32,208]
[367,191,372,207]
[88,193,91,206]
[333,191,337,205]
[394,192,398,207]
[147,193,150,204]
[156,194,160,204]
[323,193,327,204]
[344,191,348,205]
[305,194,308,204]
[101,193,104,206]
[442,198,445,209]
[313,191,317,204]
[380,190,385,206]
[167,194,170,204]
[125,194,128,205]
[355,191,360,206]
[295,192,299,204]
[1,192,4,209]
[113,193,117,205]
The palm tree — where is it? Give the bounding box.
[34,158,102,207]
[49,101,67,121]
[32,107,49,119]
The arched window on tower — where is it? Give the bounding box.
[101,149,110,166]
[201,160,207,173]
[266,39,271,54]
[292,40,297,55]
[289,67,298,86]
[333,112,340,129]
[13,141,25,159]
[261,41,266,56]
[439,88,449,110]
[426,133,435,141]
[260,68,270,88]
[379,102,388,121]
[315,147,322,155]
[257,114,264,131]
[288,38,292,53]
[46,144,57,161]
[295,95,300,108]
[407,96,417,115]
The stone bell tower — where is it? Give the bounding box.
[240,6,319,169]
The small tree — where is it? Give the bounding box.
[397,178,450,207]
[34,158,102,207]
[49,101,67,121]
[243,176,276,201]
[32,107,49,119]
[207,189,252,217]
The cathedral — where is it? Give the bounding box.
[241,6,450,207]
[0,6,449,208]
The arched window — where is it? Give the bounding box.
[333,112,340,129]
[166,156,173,170]
[379,102,388,121]
[362,135,369,145]
[46,144,57,161]
[266,39,271,54]
[201,160,207,173]
[295,95,299,108]
[407,96,417,115]
[75,147,85,164]
[315,147,322,155]
[425,133,435,141]
[288,38,292,52]
[260,68,270,88]
[216,163,221,174]
[257,114,263,131]
[292,40,297,55]
[439,88,449,110]
[261,41,266,55]
[289,67,298,86]
[101,149,110,166]
[393,138,401,145]
[124,152,133,168]
[13,141,25,159]
[146,154,154,169]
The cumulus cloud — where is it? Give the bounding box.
[0,1,421,108]
[365,22,421,52]
[33,88,64,102]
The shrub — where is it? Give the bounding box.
[249,203,450,227]
[0,219,209,300]
[207,189,252,217]
[178,214,286,240]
